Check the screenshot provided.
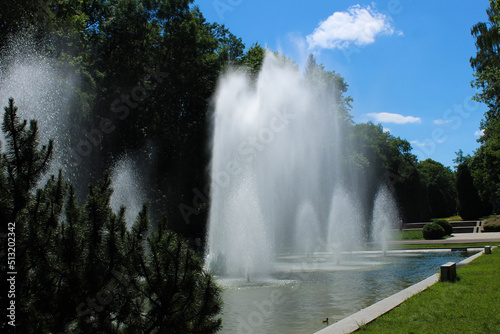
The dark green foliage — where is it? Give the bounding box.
[142,229,222,332]
[0,100,222,333]
[422,222,445,240]
[0,98,53,221]
[456,163,489,220]
[470,118,500,212]
[242,43,265,78]
[470,0,500,126]
[213,23,245,70]
[418,159,457,219]
[348,121,427,222]
[470,1,500,212]
[433,219,453,236]
[0,0,248,236]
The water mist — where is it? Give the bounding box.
[0,32,75,182]
[371,185,399,254]
[110,156,147,229]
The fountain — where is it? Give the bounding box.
[204,72,466,334]
[205,52,400,280]
[294,201,321,258]
[327,187,363,257]
[371,185,399,254]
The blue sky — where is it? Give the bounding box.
[195,0,491,168]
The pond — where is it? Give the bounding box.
[217,250,475,334]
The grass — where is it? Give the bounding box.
[393,230,452,242]
[481,214,498,220]
[395,230,424,240]
[356,248,500,333]
[433,215,462,221]
[392,242,499,250]
[484,215,500,232]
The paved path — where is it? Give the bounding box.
[392,232,500,245]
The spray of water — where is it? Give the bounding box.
[0,32,76,181]
[0,32,147,215]
[205,52,388,279]
[110,156,147,229]
[294,201,321,257]
[371,185,399,254]
[327,187,362,255]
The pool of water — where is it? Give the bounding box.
[217,250,475,334]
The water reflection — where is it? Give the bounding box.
[218,251,472,334]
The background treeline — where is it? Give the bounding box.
[1,0,498,239]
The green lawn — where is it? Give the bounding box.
[484,215,500,231]
[436,216,462,221]
[356,248,500,333]
[395,230,424,240]
[392,230,454,242]
[392,242,500,250]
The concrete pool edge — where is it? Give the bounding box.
[314,247,494,334]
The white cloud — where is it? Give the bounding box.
[306,4,397,50]
[475,129,485,137]
[383,127,391,133]
[434,119,452,125]
[366,112,422,124]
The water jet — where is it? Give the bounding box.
[205,52,400,278]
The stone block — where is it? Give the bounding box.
[440,262,457,282]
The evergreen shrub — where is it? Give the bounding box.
[422,222,445,240]
[434,219,453,236]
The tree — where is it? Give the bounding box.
[304,54,353,124]
[0,0,56,46]
[456,162,489,220]
[1,0,246,237]
[471,0,500,125]
[453,149,471,165]
[470,118,500,212]
[470,0,500,212]
[417,159,457,218]
[241,43,265,78]
[0,99,222,333]
[349,122,427,222]
[0,97,53,224]
[212,23,245,70]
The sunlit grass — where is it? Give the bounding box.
[484,215,500,231]
[394,230,424,240]
[437,215,462,221]
[393,230,453,242]
[393,242,499,250]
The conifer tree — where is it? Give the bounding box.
[0,97,53,223]
[0,98,222,333]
